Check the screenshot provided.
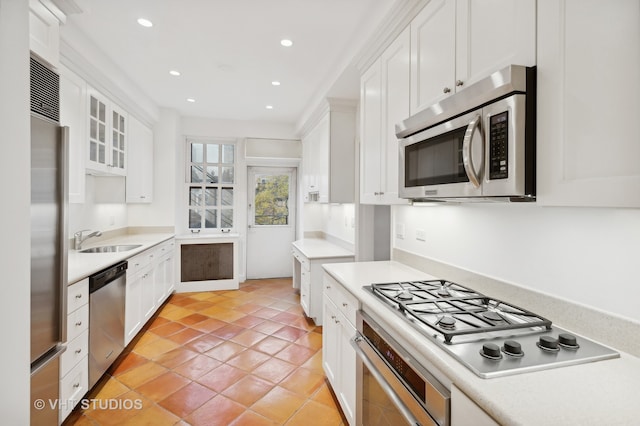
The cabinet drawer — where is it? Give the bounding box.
[60,329,88,377]
[324,274,359,326]
[157,240,175,258]
[301,268,311,288]
[67,278,88,313]
[300,278,311,317]
[59,356,88,422]
[292,248,310,271]
[66,303,88,342]
[128,251,152,275]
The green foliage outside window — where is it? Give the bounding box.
[254,175,289,225]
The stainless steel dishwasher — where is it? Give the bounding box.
[89,260,127,389]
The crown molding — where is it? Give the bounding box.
[354,0,429,74]
[298,97,357,139]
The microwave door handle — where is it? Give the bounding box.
[462,114,483,188]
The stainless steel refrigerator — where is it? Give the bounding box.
[30,56,68,426]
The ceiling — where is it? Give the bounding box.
[63,0,396,125]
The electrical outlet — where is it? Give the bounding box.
[395,223,405,240]
[416,229,427,242]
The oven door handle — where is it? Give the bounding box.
[462,114,483,188]
[352,335,430,426]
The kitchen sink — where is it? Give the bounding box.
[79,244,142,253]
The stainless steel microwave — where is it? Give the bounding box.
[396,65,536,202]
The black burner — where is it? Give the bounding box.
[437,287,451,297]
[482,311,503,322]
[438,316,456,330]
[396,291,413,301]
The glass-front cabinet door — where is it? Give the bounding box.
[88,92,108,170]
[110,105,127,174]
[86,88,127,176]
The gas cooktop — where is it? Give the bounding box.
[367,280,620,379]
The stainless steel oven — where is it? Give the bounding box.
[352,311,450,426]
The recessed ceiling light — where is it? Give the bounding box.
[169,70,181,76]
[271,81,281,86]
[137,18,153,28]
[280,39,293,47]
[186,98,195,103]
[266,105,274,110]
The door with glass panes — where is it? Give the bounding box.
[246,167,296,279]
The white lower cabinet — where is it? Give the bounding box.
[59,279,89,424]
[323,273,358,425]
[125,239,175,346]
[292,244,354,325]
[451,385,499,426]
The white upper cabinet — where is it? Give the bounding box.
[410,0,456,114]
[456,0,536,88]
[302,100,356,204]
[87,87,127,176]
[410,0,536,114]
[59,66,86,204]
[29,0,60,67]
[126,116,154,203]
[537,0,640,207]
[360,27,410,205]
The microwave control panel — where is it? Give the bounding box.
[488,111,509,180]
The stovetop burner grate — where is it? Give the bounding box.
[369,280,552,343]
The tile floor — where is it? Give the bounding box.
[64,278,347,426]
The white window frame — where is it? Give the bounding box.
[184,138,236,233]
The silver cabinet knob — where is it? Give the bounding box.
[443,87,451,94]
[456,80,464,87]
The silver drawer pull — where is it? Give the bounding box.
[75,348,82,354]
[75,294,82,299]
[342,303,348,308]
[73,383,80,388]
[75,321,82,327]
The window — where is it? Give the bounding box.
[187,140,235,231]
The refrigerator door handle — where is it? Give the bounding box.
[31,344,66,375]
[59,126,69,343]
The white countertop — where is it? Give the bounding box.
[68,233,174,284]
[323,261,640,426]
[292,238,354,259]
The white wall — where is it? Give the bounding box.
[392,203,640,323]
[68,176,127,236]
[0,0,31,422]
[303,203,356,246]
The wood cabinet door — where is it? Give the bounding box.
[537,0,640,207]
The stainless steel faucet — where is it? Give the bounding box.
[74,229,102,250]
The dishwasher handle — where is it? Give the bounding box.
[89,261,128,293]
